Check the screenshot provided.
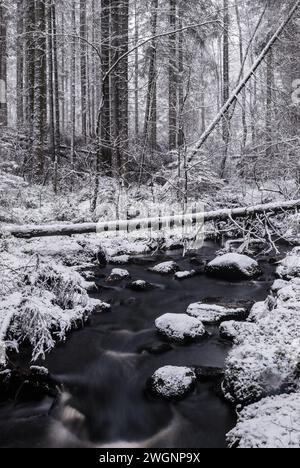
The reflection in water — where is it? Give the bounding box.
[0,242,282,448]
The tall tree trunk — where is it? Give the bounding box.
[47,0,55,164]
[169,0,177,151]
[61,11,66,135]
[134,0,139,140]
[33,0,47,179]
[70,0,76,178]
[80,0,87,142]
[265,48,273,159]
[51,1,60,150]
[99,0,112,171]
[110,0,120,171]
[0,1,7,127]
[220,0,230,177]
[110,0,129,174]
[119,0,129,168]
[143,0,158,152]
[235,0,247,152]
[177,6,185,148]
[16,0,24,128]
[92,0,112,212]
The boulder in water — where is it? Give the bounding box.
[148,366,196,399]
[149,261,180,275]
[174,270,196,280]
[127,280,155,292]
[186,302,247,324]
[105,268,130,283]
[155,313,206,342]
[206,253,260,280]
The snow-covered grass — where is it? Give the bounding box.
[223,246,300,448]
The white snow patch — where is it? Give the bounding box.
[155,313,205,341]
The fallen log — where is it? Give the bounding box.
[1,199,299,239]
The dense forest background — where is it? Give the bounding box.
[0,0,299,220]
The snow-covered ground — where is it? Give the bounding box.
[223,246,300,448]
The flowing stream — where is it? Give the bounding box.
[0,241,285,448]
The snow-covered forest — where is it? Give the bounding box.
[0,0,300,450]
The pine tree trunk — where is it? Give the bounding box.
[70,0,76,178]
[0,1,7,127]
[143,0,158,152]
[51,1,60,150]
[169,0,177,151]
[33,0,47,179]
[119,0,129,168]
[220,0,230,177]
[16,0,24,128]
[134,0,139,140]
[80,0,87,142]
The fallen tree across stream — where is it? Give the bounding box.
[1,199,299,239]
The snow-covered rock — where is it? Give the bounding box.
[276,247,300,279]
[174,270,196,280]
[127,280,154,292]
[155,313,206,342]
[219,321,257,342]
[149,261,180,275]
[105,268,130,282]
[206,253,260,280]
[271,279,289,293]
[247,301,269,323]
[149,366,196,399]
[227,393,300,448]
[187,302,246,324]
[109,255,130,265]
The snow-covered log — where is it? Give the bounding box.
[1,199,300,239]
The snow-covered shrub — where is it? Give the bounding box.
[0,245,106,362]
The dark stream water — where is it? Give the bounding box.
[0,242,285,448]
